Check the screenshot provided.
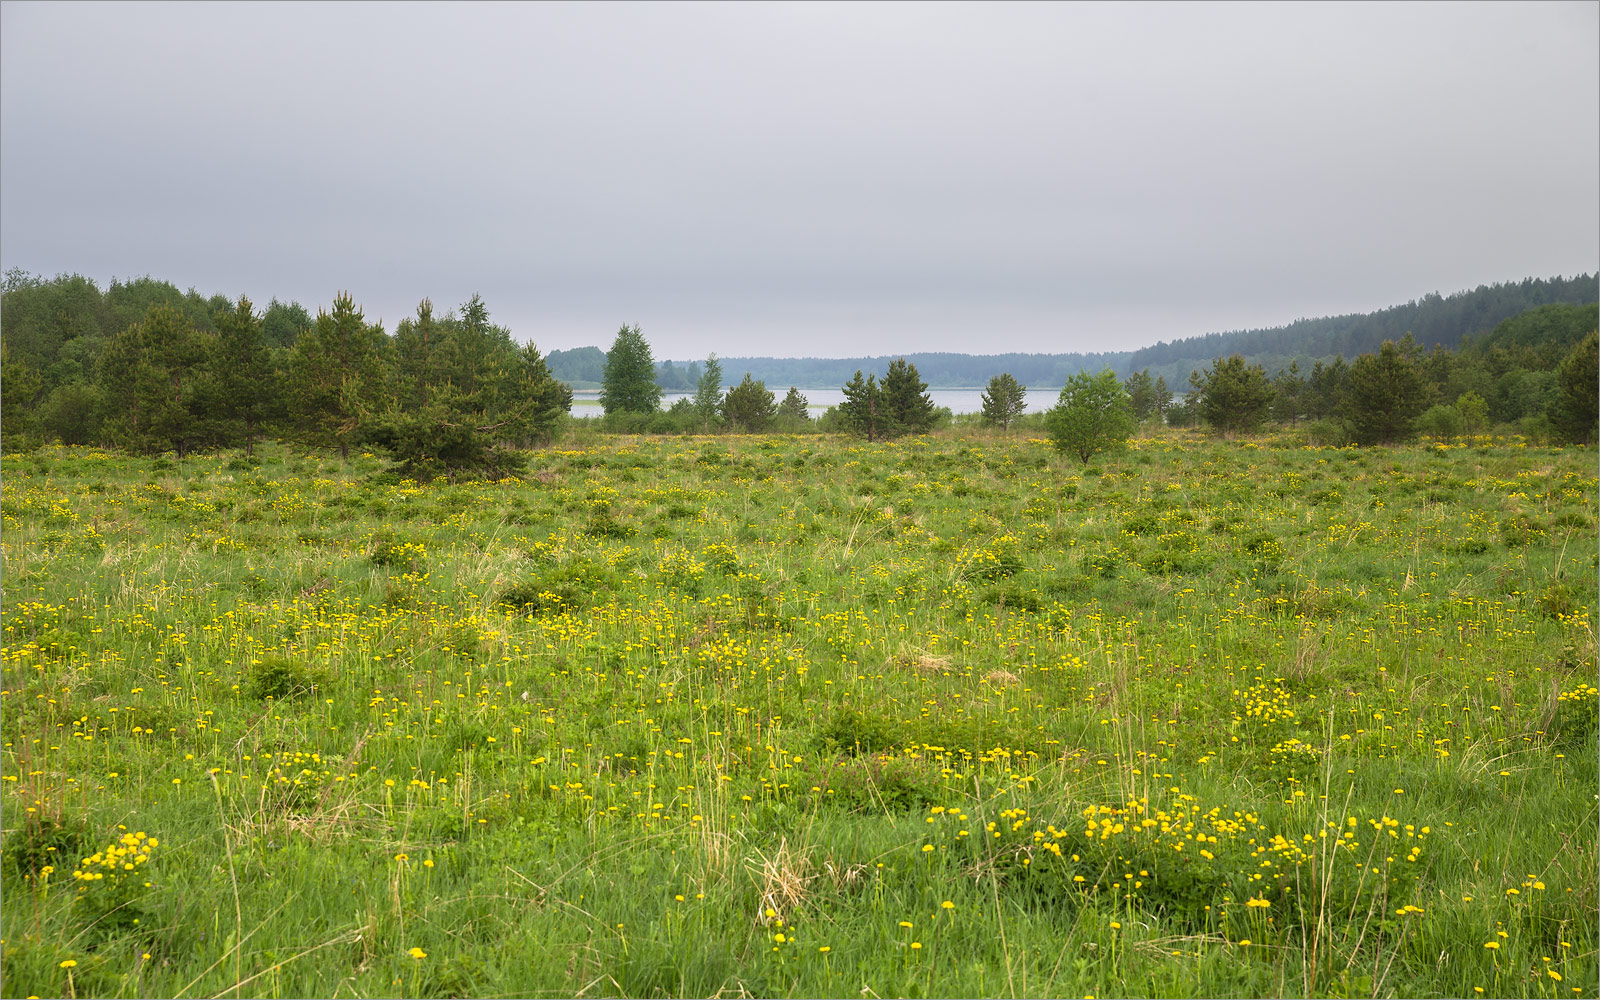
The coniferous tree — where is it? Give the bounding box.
[1192,355,1276,434]
[499,342,572,446]
[839,370,885,442]
[776,387,811,429]
[980,373,1028,429]
[1306,356,1351,420]
[778,387,809,421]
[393,299,442,410]
[600,324,661,415]
[1271,362,1306,425]
[881,358,936,435]
[372,296,570,476]
[1548,329,1599,444]
[720,373,777,432]
[287,292,389,459]
[1152,374,1173,422]
[213,296,277,455]
[1343,338,1426,445]
[97,305,215,456]
[1123,369,1156,421]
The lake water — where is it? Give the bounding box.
[573,387,1064,416]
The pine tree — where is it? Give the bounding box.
[778,387,810,422]
[720,373,777,432]
[980,373,1027,429]
[1152,375,1173,421]
[97,305,214,456]
[1123,370,1156,421]
[393,299,442,410]
[1548,329,1598,444]
[1193,355,1276,435]
[600,324,662,415]
[881,358,936,435]
[500,342,573,447]
[373,296,570,476]
[839,370,885,442]
[1271,362,1306,425]
[286,292,390,459]
[1343,338,1425,444]
[213,296,276,455]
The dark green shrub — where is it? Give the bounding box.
[248,656,314,700]
[3,816,87,879]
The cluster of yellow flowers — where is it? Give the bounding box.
[73,830,157,894]
[1555,682,1597,705]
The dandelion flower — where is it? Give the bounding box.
[409,947,427,959]
[59,960,77,969]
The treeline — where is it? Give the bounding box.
[1128,274,1597,372]
[0,271,569,478]
[582,327,948,438]
[1108,304,1597,445]
[2,269,1594,467]
[629,275,1596,389]
[633,351,1126,392]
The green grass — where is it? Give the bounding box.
[1,429,1595,998]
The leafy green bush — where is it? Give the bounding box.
[248,656,314,700]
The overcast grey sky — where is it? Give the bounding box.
[2,1,1595,358]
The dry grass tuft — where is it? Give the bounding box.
[745,837,815,923]
[891,650,950,675]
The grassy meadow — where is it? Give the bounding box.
[1,428,1595,999]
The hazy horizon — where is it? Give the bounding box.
[3,3,1595,358]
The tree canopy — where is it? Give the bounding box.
[600,325,662,415]
[980,373,1027,429]
[1044,370,1136,464]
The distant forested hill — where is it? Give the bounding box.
[673,351,1129,390]
[1124,275,1598,373]
[668,275,1597,387]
